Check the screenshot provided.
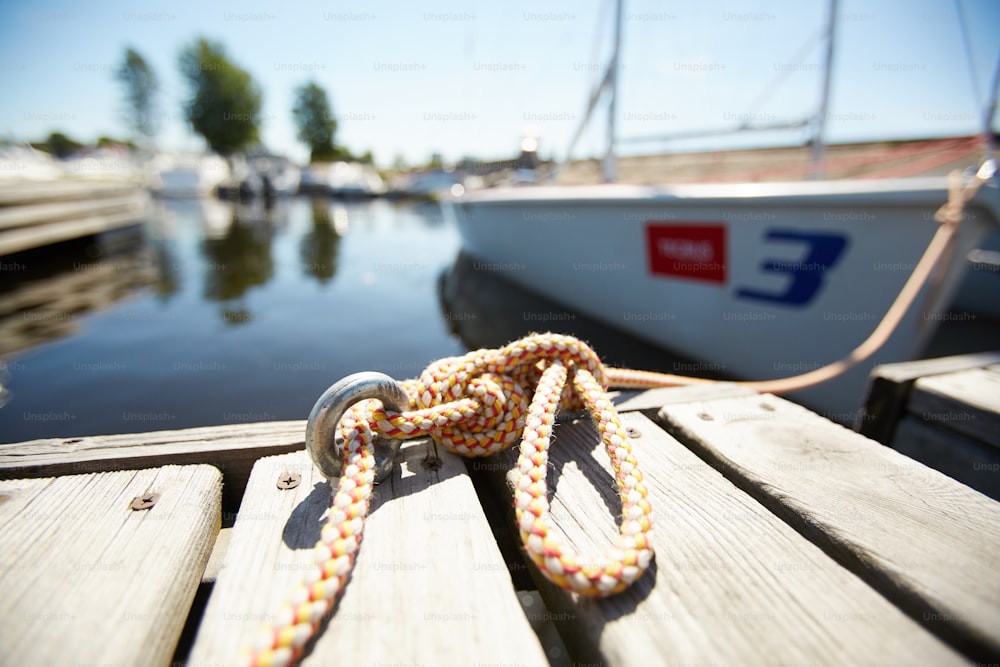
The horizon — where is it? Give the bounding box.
[1,0,998,167]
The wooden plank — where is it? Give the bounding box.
[892,416,1000,501]
[657,394,1000,660]
[0,194,146,230]
[189,442,548,666]
[0,205,148,255]
[909,367,1000,448]
[468,411,964,665]
[857,351,1000,443]
[0,464,221,666]
[0,420,306,518]
[610,381,755,413]
[0,180,141,206]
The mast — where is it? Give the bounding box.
[602,0,624,183]
[957,0,999,162]
[811,0,838,180]
[984,52,1000,158]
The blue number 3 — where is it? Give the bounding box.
[737,230,849,306]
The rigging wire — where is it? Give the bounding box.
[955,0,1000,158]
[954,0,983,113]
[587,0,613,94]
[741,27,824,124]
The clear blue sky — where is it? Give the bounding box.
[1,0,997,166]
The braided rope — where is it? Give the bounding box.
[241,333,654,667]
[239,167,988,665]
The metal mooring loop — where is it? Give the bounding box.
[305,372,409,482]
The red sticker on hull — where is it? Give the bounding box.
[646,223,727,284]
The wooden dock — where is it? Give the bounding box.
[0,179,150,256]
[1,382,998,666]
[860,351,1000,501]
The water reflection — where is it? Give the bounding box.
[437,251,719,377]
[201,203,277,325]
[406,200,446,227]
[0,197,467,443]
[299,198,342,285]
[0,231,152,357]
[150,241,180,302]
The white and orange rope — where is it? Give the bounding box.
[241,167,990,666]
[241,334,655,667]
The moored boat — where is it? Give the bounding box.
[450,173,999,418]
[448,0,1000,418]
[299,161,386,198]
[149,152,230,198]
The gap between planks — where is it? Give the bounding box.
[656,392,1000,661]
[0,464,221,667]
[467,409,965,666]
[188,440,547,666]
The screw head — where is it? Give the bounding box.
[131,493,160,511]
[625,426,642,439]
[276,472,301,490]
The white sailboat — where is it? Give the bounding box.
[449,1,1000,418]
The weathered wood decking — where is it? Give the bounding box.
[0,465,220,666]
[860,352,1000,500]
[0,180,149,255]
[1,382,998,666]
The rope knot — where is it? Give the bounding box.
[246,334,651,666]
[382,333,609,457]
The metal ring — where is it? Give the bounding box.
[305,372,409,481]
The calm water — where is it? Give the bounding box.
[0,197,472,442]
[3,195,991,442]
[1,194,707,443]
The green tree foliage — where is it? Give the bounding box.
[300,199,340,284]
[391,154,409,172]
[97,136,137,150]
[292,81,337,163]
[425,153,444,170]
[202,211,274,325]
[41,131,84,158]
[116,47,159,143]
[178,37,262,156]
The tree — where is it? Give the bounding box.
[424,153,444,170]
[97,136,137,150]
[178,37,262,156]
[292,81,337,162]
[116,47,158,145]
[40,131,83,158]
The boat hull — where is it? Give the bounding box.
[450,179,998,418]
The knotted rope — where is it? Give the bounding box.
[242,333,653,667]
[241,166,992,665]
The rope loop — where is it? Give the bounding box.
[242,333,652,667]
[364,333,610,457]
[243,165,991,664]
[513,360,654,596]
